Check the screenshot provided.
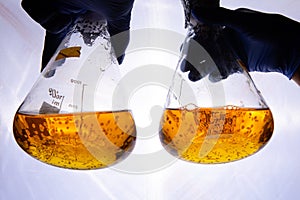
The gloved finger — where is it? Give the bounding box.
[21,0,85,34]
[192,6,300,38]
[41,30,69,72]
[39,13,74,34]
[39,12,83,71]
[179,38,203,81]
[208,69,228,83]
[191,7,235,26]
[180,59,192,72]
[102,0,134,22]
[101,0,133,64]
[21,0,55,26]
[191,6,267,34]
[22,0,87,71]
[221,27,249,70]
[180,56,218,82]
[108,21,130,64]
[191,6,255,72]
[183,58,223,82]
[179,36,192,73]
[188,67,202,82]
[180,35,218,81]
[107,11,132,64]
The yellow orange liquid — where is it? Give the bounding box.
[13,110,136,170]
[159,107,274,164]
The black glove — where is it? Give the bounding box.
[181,6,300,81]
[21,0,134,71]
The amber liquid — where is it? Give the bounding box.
[159,107,274,164]
[13,110,136,170]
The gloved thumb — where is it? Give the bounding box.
[41,30,69,72]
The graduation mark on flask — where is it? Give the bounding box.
[70,78,82,85]
[68,79,87,111]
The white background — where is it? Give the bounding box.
[1,0,300,199]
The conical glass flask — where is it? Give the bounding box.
[159,0,274,164]
[13,12,136,170]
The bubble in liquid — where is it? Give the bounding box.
[13,110,136,170]
[183,103,197,110]
[159,106,274,164]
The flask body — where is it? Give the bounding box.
[13,13,136,169]
[160,1,274,164]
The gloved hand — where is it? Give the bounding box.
[21,0,134,71]
[181,6,300,82]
